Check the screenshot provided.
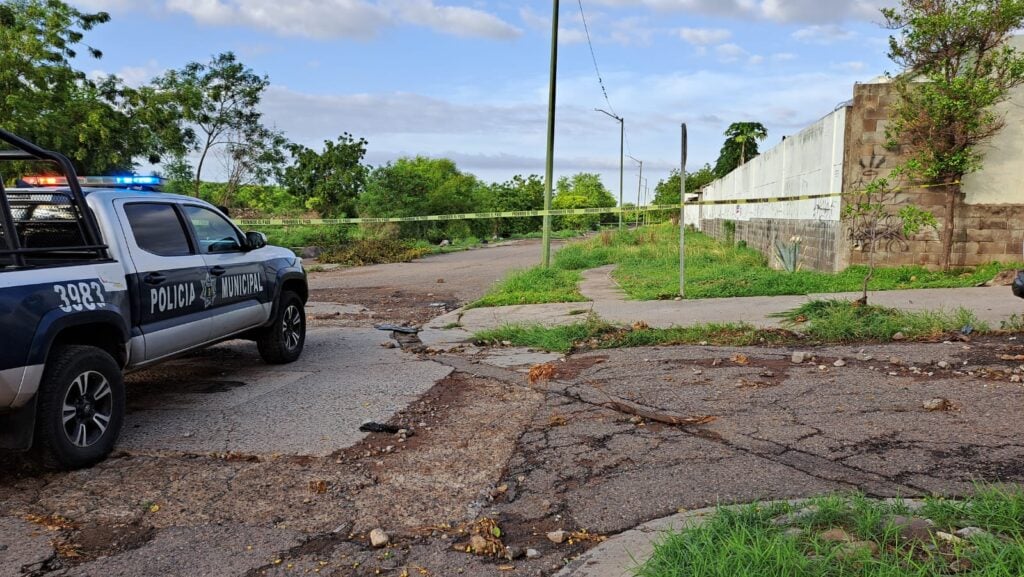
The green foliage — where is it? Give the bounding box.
[318,239,430,266]
[0,0,186,174]
[479,174,545,237]
[651,165,717,221]
[360,156,488,241]
[475,224,1024,306]
[552,173,616,230]
[774,237,803,273]
[153,51,272,193]
[639,488,1024,577]
[160,154,194,196]
[260,225,350,249]
[882,0,1024,268]
[841,177,938,301]
[281,134,369,217]
[778,299,985,342]
[216,125,288,207]
[475,315,787,353]
[197,182,303,216]
[714,122,768,177]
[469,267,586,308]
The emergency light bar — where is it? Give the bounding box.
[21,175,166,188]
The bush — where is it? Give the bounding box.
[318,239,430,266]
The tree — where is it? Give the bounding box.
[652,164,716,206]
[713,122,768,177]
[842,177,936,303]
[882,0,1024,270]
[552,173,616,230]
[153,52,269,194]
[281,133,369,217]
[650,165,716,222]
[360,156,485,240]
[0,0,187,174]
[215,125,288,207]
[481,174,545,237]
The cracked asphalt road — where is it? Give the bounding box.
[3,241,1024,576]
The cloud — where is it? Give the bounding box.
[677,27,732,46]
[160,0,520,40]
[386,0,521,39]
[792,24,856,44]
[88,60,164,87]
[588,0,895,24]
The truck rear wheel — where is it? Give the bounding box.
[35,346,125,470]
[257,291,305,364]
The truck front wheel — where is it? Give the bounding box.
[257,291,306,364]
[35,346,125,470]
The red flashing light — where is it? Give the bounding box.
[22,175,68,186]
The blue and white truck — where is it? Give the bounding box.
[0,129,308,469]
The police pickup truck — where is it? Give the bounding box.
[0,130,308,469]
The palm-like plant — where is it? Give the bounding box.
[725,122,768,165]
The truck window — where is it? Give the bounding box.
[183,205,244,253]
[123,203,192,257]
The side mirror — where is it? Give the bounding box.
[245,231,268,250]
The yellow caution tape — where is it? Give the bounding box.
[235,181,958,227]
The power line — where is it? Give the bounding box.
[577,0,614,116]
[577,0,633,158]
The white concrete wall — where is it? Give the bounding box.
[961,35,1024,205]
[701,107,847,222]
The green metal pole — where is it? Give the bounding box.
[618,118,624,230]
[680,123,688,298]
[541,0,559,268]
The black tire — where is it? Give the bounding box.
[257,291,306,364]
[35,346,125,470]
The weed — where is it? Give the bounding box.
[777,299,986,342]
[468,267,587,308]
[637,487,1024,577]
[477,224,1024,306]
[318,239,430,266]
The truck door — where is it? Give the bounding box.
[181,205,270,339]
[116,201,212,361]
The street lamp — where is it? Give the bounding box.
[627,155,642,228]
[595,108,624,230]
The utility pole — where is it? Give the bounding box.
[627,155,641,229]
[595,109,624,230]
[680,123,687,298]
[541,0,560,267]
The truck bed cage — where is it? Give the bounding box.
[0,129,109,269]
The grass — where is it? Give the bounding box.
[777,299,987,342]
[474,299,994,352]
[636,487,1024,577]
[473,224,1023,306]
[468,267,587,308]
[475,314,793,353]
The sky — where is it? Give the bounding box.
[71,0,898,205]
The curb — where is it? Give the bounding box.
[554,498,926,577]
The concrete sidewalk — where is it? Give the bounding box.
[421,265,1022,348]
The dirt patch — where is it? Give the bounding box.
[64,519,156,561]
[0,371,543,566]
[310,286,460,326]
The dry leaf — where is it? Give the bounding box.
[528,363,557,384]
[309,480,328,494]
[1000,354,1024,361]
[731,353,749,365]
[548,412,568,427]
[632,320,649,330]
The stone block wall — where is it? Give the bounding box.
[702,217,843,272]
[843,82,1024,269]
